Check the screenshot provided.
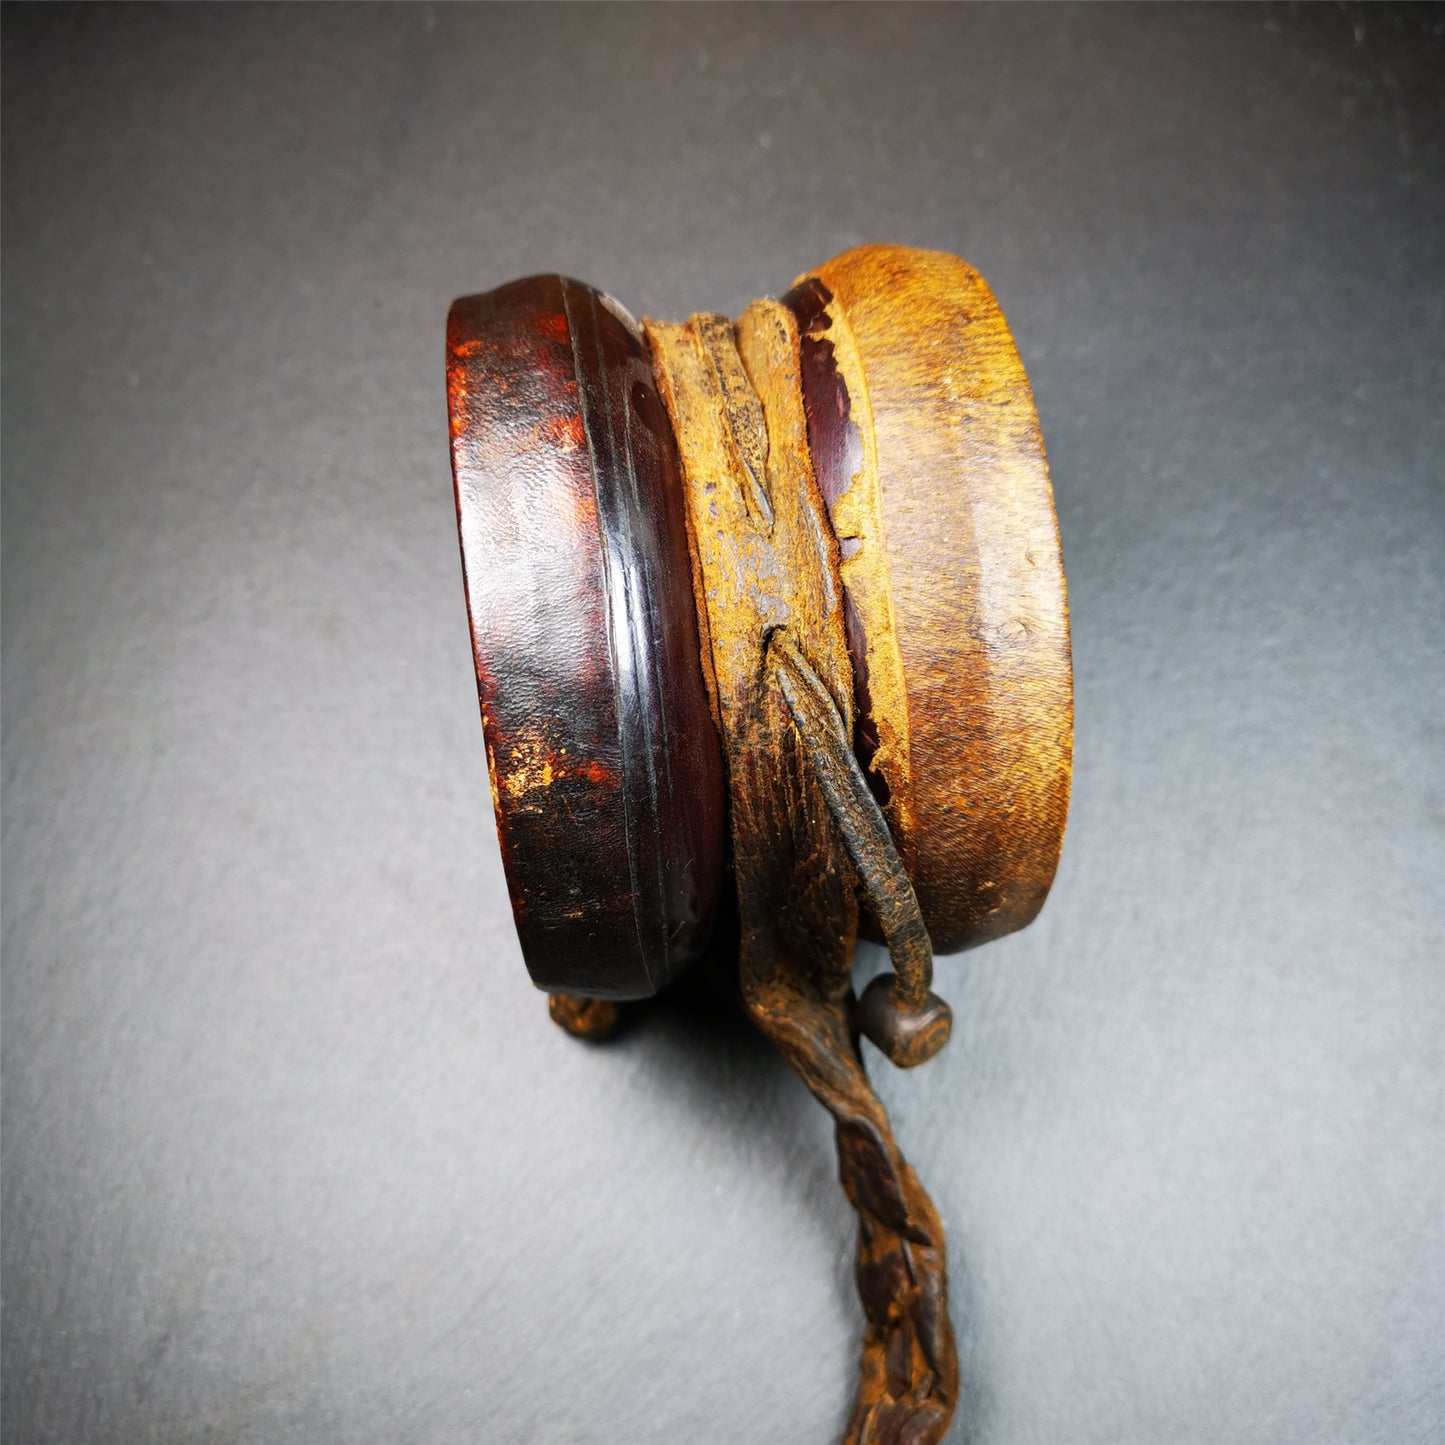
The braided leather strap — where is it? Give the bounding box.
[646,302,958,1445]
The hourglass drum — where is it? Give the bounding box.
[446,244,1072,1445]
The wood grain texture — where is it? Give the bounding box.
[790,246,1073,954]
[447,276,724,999]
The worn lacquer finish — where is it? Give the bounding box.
[446,276,724,999]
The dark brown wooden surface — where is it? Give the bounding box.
[447,276,724,998]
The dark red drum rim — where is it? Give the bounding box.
[447,276,725,999]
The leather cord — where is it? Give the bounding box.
[646,302,959,1445]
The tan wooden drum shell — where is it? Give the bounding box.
[787,245,1072,954]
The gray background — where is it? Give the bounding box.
[4,4,1442,1442]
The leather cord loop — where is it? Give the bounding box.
[770,632,952,1070]
[646,302,959,1445]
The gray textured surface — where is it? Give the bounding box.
[3,5,1443,1442]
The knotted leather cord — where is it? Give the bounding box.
[645,302,959,1445]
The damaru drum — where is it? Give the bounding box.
[446,244,1072,997]
[445,242,1073,1445]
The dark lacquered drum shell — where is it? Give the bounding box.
[447,276,725,999]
